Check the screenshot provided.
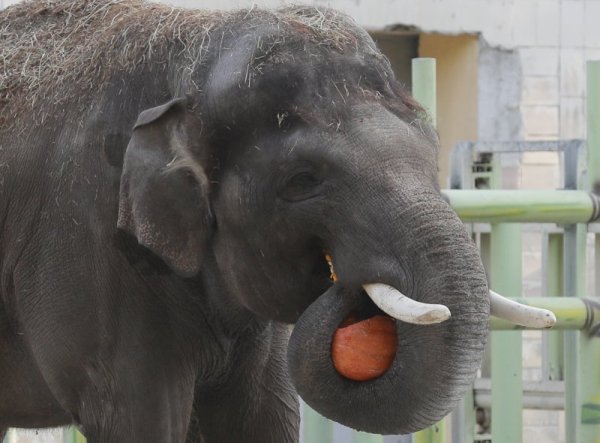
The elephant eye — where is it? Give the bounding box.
[279,171,322,202]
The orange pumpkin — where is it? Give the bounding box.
[331,315,397,381]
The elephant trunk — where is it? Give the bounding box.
[287,191,490,434]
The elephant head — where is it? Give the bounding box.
[116,8,548,435]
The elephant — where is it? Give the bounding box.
[0,1,553,442]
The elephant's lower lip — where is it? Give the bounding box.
[331,312,398,381]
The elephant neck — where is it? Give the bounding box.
[200,252,271,337]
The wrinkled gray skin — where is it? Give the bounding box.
[0,1,489,442]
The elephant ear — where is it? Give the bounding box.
[118,97,212,277]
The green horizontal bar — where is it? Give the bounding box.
[490,297,600,331]
[443,190,598,223]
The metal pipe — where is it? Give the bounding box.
[490,223,522,443]
[474,379,565,411]
[303,403,333,443]
[542,233,564,381]
[411,57,446,443]
[580,60,600,441]
[411,58,437,127]
[588,61,600,190]
[443,189,600,223]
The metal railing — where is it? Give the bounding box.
[444,59,600,443]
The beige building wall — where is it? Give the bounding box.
[419,34,479,185]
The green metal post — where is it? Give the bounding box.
[451,389,476,443]
[63,428,86,443]
[588,61,600,189]
[490,223,523,443]
[562,126,587,443]
[352,431,383,443]
[543,233,564,381]
[303,405,333,443]
[411,58,437,127]
[5,429,16,443]
[451,229,484,443]
[578,59,600,442]
[412,57,445,443]
[413,419,446,443]
[479,231,493,379]
[563,223,586,443]
[596,236,600,299]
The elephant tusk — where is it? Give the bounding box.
[489,290,556,328]
[362,283,451,325]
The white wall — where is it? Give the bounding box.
[0,0,21,7]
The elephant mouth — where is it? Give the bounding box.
[322,255,453,382]
[328,287,450,382]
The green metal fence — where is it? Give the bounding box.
[445,61,600,443]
